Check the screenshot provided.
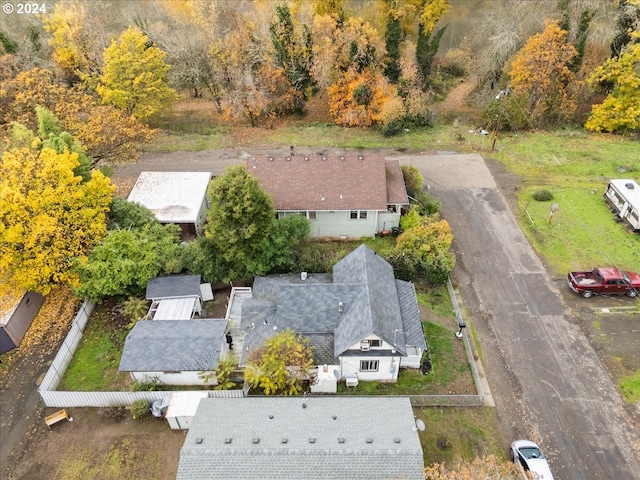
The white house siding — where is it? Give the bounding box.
[340,355,400,382]
[130,370,216,386]
[377,211,402,232]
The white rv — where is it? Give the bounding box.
[604,179,640,232]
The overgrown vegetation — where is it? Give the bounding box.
[620,371,640,404]
[58,302,129,392]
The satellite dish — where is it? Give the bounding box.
[333,369,340,379]
[413,419,426,432]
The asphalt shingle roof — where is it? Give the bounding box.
[118,319,226,372]
[246,155,400,211]
[176,397,424,480]
[146,274,201,300]
[241,245,424,361]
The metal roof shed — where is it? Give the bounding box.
[127,172,211,237]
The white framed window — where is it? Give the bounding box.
[350,211,358,219]
[360,360,379,372]
[359,211,367,219]
[308,211,316,220]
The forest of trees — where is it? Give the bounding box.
[1,0,639,293]
[0,0,638,138]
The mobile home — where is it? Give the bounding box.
[604,179,640,233]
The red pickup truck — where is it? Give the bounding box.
[567,267,640,298]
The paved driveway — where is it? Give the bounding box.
[397,153,640,480]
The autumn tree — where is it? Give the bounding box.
[0,130,114,294]
[424,455,522,480]
[73,223,182,302]
[328,68,398,127]
[1,68,154,165]
[394,215,454,284]
[509,21,579,127]
[415,0,449,88]
[96,27,176,122]
[270,3,314,100]
[205,165,275,282]
[311,15,387,90]
[42,1,103,82]
[585,41,640,134]
[245,329,315,396]
[610,0,640,58]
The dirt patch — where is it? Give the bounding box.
[6,408,185,480]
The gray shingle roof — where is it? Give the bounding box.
[146,274,201,300]
[396,280,427,350]
[177,397,424,480]
[241,245,423,360]
[333,245,406,354]
[118,319,226,372]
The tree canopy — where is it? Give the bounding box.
[509,21,579,127]
[0,133,113,294]
[244,328,315,396]
[585,42,640,134]
[96,27,176,122]
[205,165,276,282]
[73,223,182,301]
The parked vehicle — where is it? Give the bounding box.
[510,439,555,480]
[567,267,640,298]
[604,179,640,233]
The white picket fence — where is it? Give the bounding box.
[38,300,242,408]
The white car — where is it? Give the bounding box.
[510,439,555,480]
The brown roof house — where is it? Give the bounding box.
[247,155,409,238]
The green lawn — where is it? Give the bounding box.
[58,303,129,391]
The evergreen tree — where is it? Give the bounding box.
[384,16,401,83]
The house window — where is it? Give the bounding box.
[359,211,367,219]
[308,211,316,220]
[360,360,379,372]
[350,211,358,219]
[369,339,381,347]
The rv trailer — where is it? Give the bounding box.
[604,179,640,233]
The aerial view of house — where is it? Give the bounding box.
[247,155,409,238]
[176,396,425,480]
[238,244,427,388]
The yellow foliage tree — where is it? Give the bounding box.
[1,68,154,165]
[585,42,640,134]
[42,2,99,81]
[96,27,176,122]
[509,21,580,127]
[0,143,114,294]
[328,68,398,127]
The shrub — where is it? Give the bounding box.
[131,377,161,391]
[131,400,150,420]
[532,189,554,202]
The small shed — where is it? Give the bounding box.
[127,172,211,238]
[165,392,210,430]
[0,290,45,355]
[146,275,203,320]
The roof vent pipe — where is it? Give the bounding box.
[338,301,343,313]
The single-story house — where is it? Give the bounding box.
[118,319,227,385]
[0,289,45,355]
[127,171,211,238]
[146,274,205,320]
[246,155,409,238]
[239,244,427,384]
[176,396,425,480]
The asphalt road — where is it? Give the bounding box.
[115,148,640,478]
[396,153,640,480]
